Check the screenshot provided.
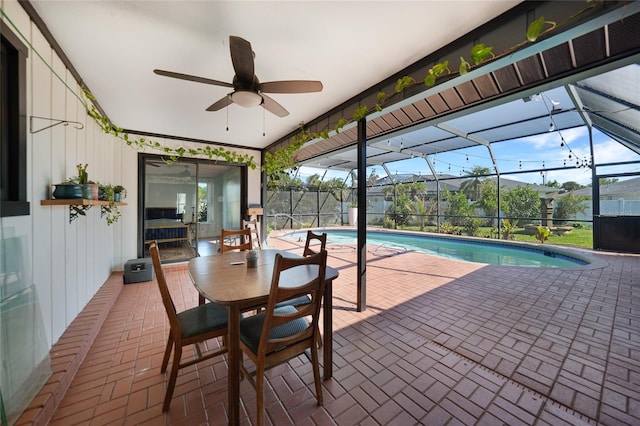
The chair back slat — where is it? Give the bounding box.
[149,242,180,331]
[242,219,262,249]
[259,251,327,357]
[221,228,253,253]
[303,230,327,257]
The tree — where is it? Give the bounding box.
[474,179,498,224]
[561,181,582,192]
[554,193,588,222]
[443,187,474,226]
[545,179,562,188]
[502,186,539,224]
[411,197,437,230]
[599,177,619,186]
[459,166,491,201]
[383,181,427,227]
[306,173,323,188]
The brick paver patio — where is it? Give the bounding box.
[23,233,639,425]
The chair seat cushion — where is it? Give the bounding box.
[177,302,227,339]
[239,305,310,354]
[274,295,311,309]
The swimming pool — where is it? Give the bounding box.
[283,229,590,268]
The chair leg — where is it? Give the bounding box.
[198,294,206,305]
[161,335,174,373]
[316,325,322,349]
[310,343,323,406]
[256,366,265,426]
[163,344,182,412]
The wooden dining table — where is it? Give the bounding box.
[188,249,339,425]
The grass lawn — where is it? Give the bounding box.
[391,225,594,249]
[511,227,593,248]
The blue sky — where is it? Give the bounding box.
[298,127,640,186]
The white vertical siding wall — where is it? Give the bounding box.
[2,0,262,349]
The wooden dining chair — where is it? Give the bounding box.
[303,230,327,256]
[220,228,253,253]
[242,219,261,249]
[149,241,228,412]
[238,250,327,426]
[198,228,255,305]
[276,230,328,347]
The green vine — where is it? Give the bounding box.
[83,91,257,169]
[264,0,598,178]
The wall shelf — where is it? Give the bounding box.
[41,199,127,223]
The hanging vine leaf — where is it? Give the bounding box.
[431,61,449,77]
[394,76,416,93]
[424,71,436,87]
[459,57,470,75]
[83,91,257,170]
[335,118,346,134]
[352,105,369,122]
[470,43,494,64]
[526,16,546,42]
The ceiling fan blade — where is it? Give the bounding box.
[206,95,233,111]
[261,94,289,117]
[260,80,323,94]
[229,36,255,84]
[153,69,233,88]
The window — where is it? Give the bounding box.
[1,26,29,217]
[176,193,186,219]
[198,182,208,223]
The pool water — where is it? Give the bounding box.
[284,229,589,268]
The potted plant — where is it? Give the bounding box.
[52,178,83,199]
[112,185,126,202]
[76,163,98,200]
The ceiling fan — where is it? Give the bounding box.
[153,36,323,117]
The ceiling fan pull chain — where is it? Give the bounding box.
[226,95,230,131]
[263,107,266,137]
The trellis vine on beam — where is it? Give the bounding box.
[84,91,257,169]
[263,2,602,179]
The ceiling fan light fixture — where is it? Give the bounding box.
[231,90,262,108]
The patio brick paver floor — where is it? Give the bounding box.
[42,233,639,425]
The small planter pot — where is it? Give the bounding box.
[348,207,358,226]
[114,192,122,202]
[53,184,83,199]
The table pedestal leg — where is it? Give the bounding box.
[228,305,240,425]
[323,280,333,380]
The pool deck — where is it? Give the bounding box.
[37,232,639,425]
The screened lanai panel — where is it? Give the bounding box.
[371,125,455,148]
[442,87,575,135]
[576,86,640,134]
[367,150,413,165]
[578,64,640,106]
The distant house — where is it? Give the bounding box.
[560,176,640,219]
[363,173,559,224]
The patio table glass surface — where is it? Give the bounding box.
[187,249,338,425]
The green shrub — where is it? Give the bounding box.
[440,222,459,234]
[463,218,482,236]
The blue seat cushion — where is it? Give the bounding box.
[239,305,310,355]
[177,302,228,339]
[274,295,311,309]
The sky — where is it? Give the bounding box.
[297,127,640,187]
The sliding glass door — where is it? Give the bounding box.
[140,156,244,262]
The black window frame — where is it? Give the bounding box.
[1,24,29,217]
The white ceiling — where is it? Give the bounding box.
[29,1,521,150]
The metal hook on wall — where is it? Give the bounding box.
[29,115,84,134]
